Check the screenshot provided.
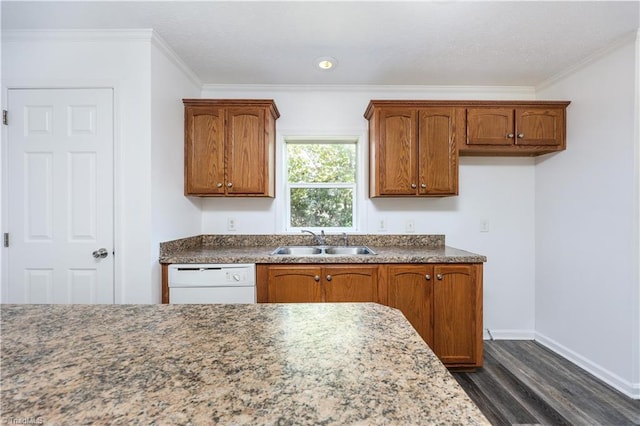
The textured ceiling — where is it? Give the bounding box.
[2,1,639,86]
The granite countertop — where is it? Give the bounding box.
[1,303,489,425]
[159,234,487,264]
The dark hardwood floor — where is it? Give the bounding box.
[452,340,640,425]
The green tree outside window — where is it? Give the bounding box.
[287,141,357,229]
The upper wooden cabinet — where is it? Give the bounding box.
[463,102,570,156]
[183,99,279,197]
[365,101,460,197]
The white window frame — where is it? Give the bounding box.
[284,136,359,233]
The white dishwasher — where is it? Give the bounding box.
[168,264,256,304]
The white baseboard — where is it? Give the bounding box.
[534,332,640,400]
[480,329,639,399]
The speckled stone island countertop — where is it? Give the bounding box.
[1,303,489,425]
[159,234,487,264]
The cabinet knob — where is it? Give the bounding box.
[425,274,431,280]
[421,183,427,189]
[227,182,233,188]
[326,274,332,281]
[314,275,320,282]
[216,183,223,188]
[517,133,525,139]
[436,274,443,280]
[411,183,417,189]
[507,133,514,138]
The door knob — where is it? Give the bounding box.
[326,275,332,281]
[92,248,109,259]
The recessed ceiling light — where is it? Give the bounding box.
[315,56,337,70]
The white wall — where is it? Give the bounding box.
[199,85,538,336]
[149,37,202,303]
[536,34,640,398]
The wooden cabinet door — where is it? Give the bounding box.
[432,264,481,366]
[376,108,417,196]
[323,265,379,303]
[226,107,267,195]
[266,265,322,303]
[417,108,459,195]
[184,105,225,195]
[466,107,514,146]
[515,108,565,147]
[387,265,434,346]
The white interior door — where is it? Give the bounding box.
[7,88,114,303]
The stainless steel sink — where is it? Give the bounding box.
[324,246,376,255]
[271,246,323,255]
[270,246,376,256]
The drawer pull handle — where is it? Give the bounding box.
[314,275,320,282]
[326,275,332,281]
[436,274,443,280]
[425,274,431,280]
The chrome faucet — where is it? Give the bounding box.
[301,229,326,245]
[342,232,348,246]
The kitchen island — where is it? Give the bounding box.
[1,303,488,425]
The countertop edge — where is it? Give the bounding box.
[159,246,487,265]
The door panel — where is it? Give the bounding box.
[378,109,416,195]
[7,88,114,303]
[226,107,266,195]
[388,265,434,346]
[466,108,514,146]
[266,266,322,303]
[418,108,458,195]
[515,108,563,146]
[432,265,476,365]
[185,106,225,194]
[323,266,378,302]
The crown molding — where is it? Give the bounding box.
[201,83,536,99]
[2,29,155,43]
[150,30,202,88]
[536,30,639,91]
[2,29,203,88]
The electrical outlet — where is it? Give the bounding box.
[227,217,237,231]
[480,219,490,233]
[377,218,386,232]
[405,219,415,233]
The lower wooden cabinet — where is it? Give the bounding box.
[387,263,483,369]
[257,264,380,303]
[256,262,483,369]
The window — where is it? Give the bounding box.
[285,138,357,232]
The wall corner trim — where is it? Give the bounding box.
[150,30,202,89]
